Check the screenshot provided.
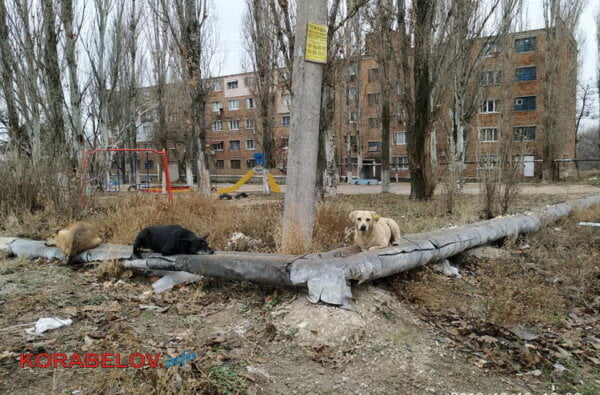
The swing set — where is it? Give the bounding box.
[81,148,174,204]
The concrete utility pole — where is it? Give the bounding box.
[281,0,328,253]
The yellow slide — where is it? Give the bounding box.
[217,169,255,194]
[268,173,281,193]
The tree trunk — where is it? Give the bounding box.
[61,0,84,163]
[281,0,327,253]
[0,0,26,154]
[381,100,390,192]
[42,0,66,155]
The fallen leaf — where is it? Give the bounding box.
[139,304,170,313]
[478,335,498,344]
[510,326,538,341]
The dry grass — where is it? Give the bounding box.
[397,204,600,326]
[0,154,80,239]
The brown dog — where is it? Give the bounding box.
[55,222,102,263]
[349,210,401,251]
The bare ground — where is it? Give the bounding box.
[0,192,599,394]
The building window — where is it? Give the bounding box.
[282,115,290,127]
[228,100,239,111]
[229,120,240,130]
[141,111,154,122]
[480,70,501,86]
[244,76,255,89]
[368,141,381,152]
[397,108,406,123]
[368,68,379,82]
[515,66,536,81]
[212,80,222,91]
[478,127,498,142]
[245,118,255,129]
[514,96,536,111]
[212,101,222,112]
[348,64,357,82]
[142,125,153,139]
[367,93,380,106]
[515,37,537,53]
[214,160,224,169]
[393,131,406,145]
[230,159,241,169]
[282,94,291,106]
[368,117,380,129]
[513,126,536,141]
[227,80,238,89]
[479,154,498,169]
[392,156,409,171]
[347,87,358,100]
[348,112,357,123]
[246,159,256,168]
[246,139,255,150]
[213,120,223,131]
[212,141,224,151]
[480,99,500,113]
[280,137,288,149]
[229,140,241,150]
[396,81,402,95]
[483,43,501,57]
[246,98,256,109]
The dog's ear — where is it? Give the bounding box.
[201,233,210,240]
[349,211,358,222]
[370,211,381,221]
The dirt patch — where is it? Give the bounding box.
[0,264,538,394]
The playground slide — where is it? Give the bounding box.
[268,173,281,193]
[216,170,255,194]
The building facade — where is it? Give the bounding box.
[132,26,577,183]
[334,26,577,181]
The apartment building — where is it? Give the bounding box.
[131,25,576,183]
[204,74,291,177]
[336,25,577,180]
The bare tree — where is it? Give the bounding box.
[268,0,295,93]
[541,0,583,182]
[0,0,25,154]
[395,0,452,200]
[596,8,600,129]
[60,0,85,162]
[243,0,278,194]
[12,0,45,162]
[158,0,216,196]
[42,0,67,155]
[342,0,365,183]
[366,0,397,193]
[438,0,503,213]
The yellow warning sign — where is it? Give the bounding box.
[305,22,328,64]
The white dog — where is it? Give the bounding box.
[349,210,402,251]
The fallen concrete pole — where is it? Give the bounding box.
[2,195,599,309]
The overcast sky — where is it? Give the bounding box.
[214,0,599,82]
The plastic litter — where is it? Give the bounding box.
[577,222,600,227]
[152,271,202,293]
[433,259,461,278]
[25,317,73,336]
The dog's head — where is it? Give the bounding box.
[349,210,381,233]
[185,233,215,255]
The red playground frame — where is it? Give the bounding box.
[81,148,174,205]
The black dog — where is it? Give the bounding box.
[132,225,214,258]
